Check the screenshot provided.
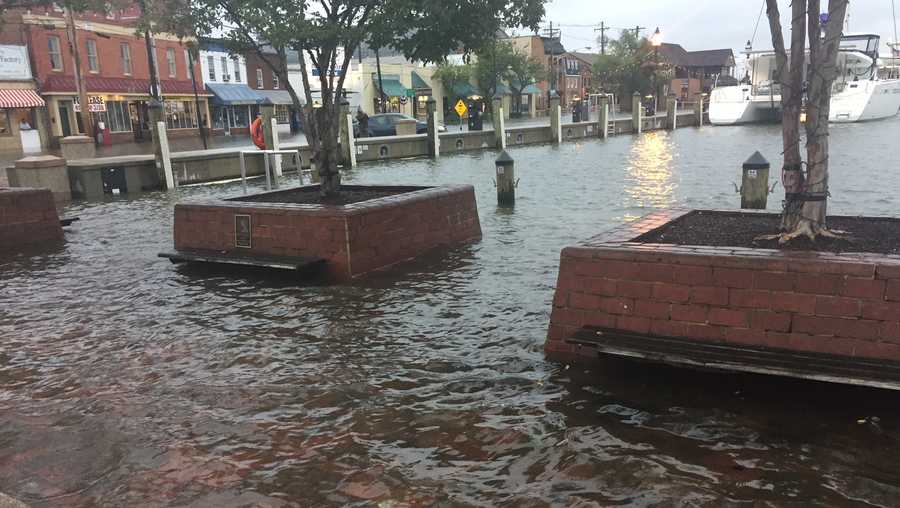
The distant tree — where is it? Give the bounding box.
[762,0,849,242]
[187,0,546,197]
[507,49,546,115]
[472,40,518,111]
[592,30,654,107]
[433,61,473,101]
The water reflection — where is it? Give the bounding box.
[625,131,677,210]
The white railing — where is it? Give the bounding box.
[239,150,303,194]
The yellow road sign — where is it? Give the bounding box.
[454,99,468,117]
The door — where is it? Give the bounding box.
[58,102,72,137]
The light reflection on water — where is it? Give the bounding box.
[2,117,900,506]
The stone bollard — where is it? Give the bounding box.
[395,118,417,136]
[9,155,71,202]
[549,92,561,144]
[631,91,642,134]
[741,151,770,209]
[59,135,95,160]
[492,96,506,150]
[599,95,610,139]
[666,94,678,130]
[426,97,439,159]
[694,94,704,126]
[495,150,515,206]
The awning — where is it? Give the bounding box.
[374,78,410,98]
[43,75,212,96]
[0,89,44,108]
[411,71,430,89]
[256,89,295,106]
[522,84,542,94]
[495,83,512,96]
[451,82,478,98]
[206,83,266,106]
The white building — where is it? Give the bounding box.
[199,40,258,135]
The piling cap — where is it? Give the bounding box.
[743,151,769,169]
[496,150,514,164]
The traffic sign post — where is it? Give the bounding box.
[454,99,467,131]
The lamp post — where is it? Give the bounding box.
[650,27,663,116]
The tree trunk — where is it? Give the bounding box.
[777,0,807,232]
[316,103,341,195]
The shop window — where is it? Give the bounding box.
[120,43,132,75]
[0,110,10,136]
[256,68,263,88]
[86,39,99,72]
[232,57,241,82]
[48,36,63,71]
[164,101,198,130]
[275,104,290,123]
[207,55,215,81]
[94,101,133,132]
[230,105,249,128]
[167,48,176,78]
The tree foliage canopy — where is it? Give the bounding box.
[592,30,656,100]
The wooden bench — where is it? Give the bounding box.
[158,249,326,272]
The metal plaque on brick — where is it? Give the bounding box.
[235,214,252,248]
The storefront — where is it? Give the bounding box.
[206,82,264,136]
[410,72,432,121]
[256,89,297,130]
[0,45,47,157]
[373,75,412,115]
[42,76,212,145]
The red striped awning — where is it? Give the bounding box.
[0,89,45,108]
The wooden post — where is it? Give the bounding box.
[741,151,770,209]
[426,97,439,159]
[260,100,277,187]
[270,117,283,176]
[666,94,677,130]
[492,96,506,150]
[155,121,174,190]
[599,95,609,139]
[495,150,515,206]
[631,91,642,134]
[549,92,561,144]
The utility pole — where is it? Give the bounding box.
[634,25,646,39]
[375,47,385,113]
[138,0,162,103]
[64,5,92,138]
[187,45,207,149]
[594,21,609,55]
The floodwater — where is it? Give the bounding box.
[3,116,900,507]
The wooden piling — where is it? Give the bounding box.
[631,92,642,134]
[550,93,561,144]
[741,151,770,209]
[599,95,609,139]
[426,97,439,159]
[492,97,506,150]
[495,150,515,206]
[666,94,677,130]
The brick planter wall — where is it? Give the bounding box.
[547,209,900,363]
[172,184,481,281]
[0,187,63,248]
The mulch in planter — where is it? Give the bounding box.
[635,210,900,255]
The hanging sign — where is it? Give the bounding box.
[0,45,31,80]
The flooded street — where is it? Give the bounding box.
[3,117,900,506]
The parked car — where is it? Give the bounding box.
[354,113,446,137]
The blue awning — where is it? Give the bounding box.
[257,89,295,106]
[206,83,266,106]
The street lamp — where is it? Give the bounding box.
[650,27,663,115]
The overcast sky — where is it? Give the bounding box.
[508,0,900,57]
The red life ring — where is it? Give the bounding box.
[251,117,267,150]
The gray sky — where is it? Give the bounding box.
[509,0,900,56]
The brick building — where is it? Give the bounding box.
[4,5,210,147]
[244,48,296,130]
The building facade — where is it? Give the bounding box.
[7,5,210,147]
[244,49,296,130]
[658,43,735,100]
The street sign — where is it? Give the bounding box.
[454,99,468,118]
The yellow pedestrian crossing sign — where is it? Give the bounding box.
[454,99,468,118]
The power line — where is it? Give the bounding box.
[594,21,610,54]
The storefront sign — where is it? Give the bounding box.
[73,96,107,113]
[0,45,32,80]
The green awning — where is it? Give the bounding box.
[411,71,430,89]
[375,78,410,98]
[522,84,542,94]
[495,83,512,96]
[451,82,478,98]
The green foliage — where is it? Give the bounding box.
[433,61,473,99]
[472,40,518,100]
[592,30,656,101]
[507,50,546,94]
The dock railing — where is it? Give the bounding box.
[239,150,303,194]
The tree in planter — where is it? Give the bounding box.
[507,49,546,117]
[763,0,849,242]
[188,0,545,197]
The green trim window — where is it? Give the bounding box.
[275,104,290,123]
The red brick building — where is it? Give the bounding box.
[4,5,210,146]
[243,49,295,127]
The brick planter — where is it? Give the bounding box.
[171,184,481,281]
[0,187,63,248]
[547,209,900,365]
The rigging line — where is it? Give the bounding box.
[893,0,898,47]
[750,0,766,48]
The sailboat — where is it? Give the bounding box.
[709,33,900,125]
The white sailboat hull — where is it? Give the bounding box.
[830,79,900,122]
[708,86,781,125]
